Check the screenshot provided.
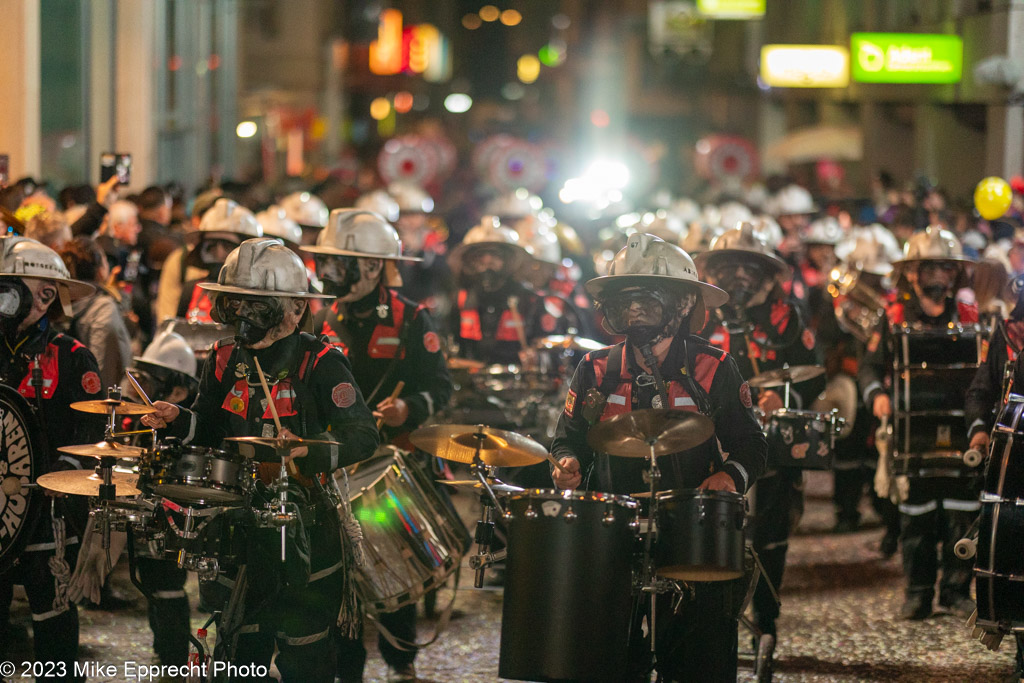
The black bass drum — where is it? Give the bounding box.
[0,385,44,575]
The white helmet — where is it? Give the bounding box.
[200,238,332,299]
[280,192,329,228]
[751,215,784,249]
[387,182,434,214]
[804,216,844,246]
[303,209,422,262]
[835,230,894,276]
[0,236,94,317]
[695,221,791,277]
[585,233,728,333]
[718,201,753,231]
[679,222,725,255]
[255,206,302,246]
[519,226,561,266]
[670,198,702,225]
[187,198,263,244]
[355,190,400,223]
[133,330,198,380]
[768,184,816,217]
[448,216,529,275]
[485,189,542,220]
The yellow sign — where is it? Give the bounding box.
[696,0,765,18]
[760,45,849,88]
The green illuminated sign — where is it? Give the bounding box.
[696,0,765,19]
[851,33,963,84]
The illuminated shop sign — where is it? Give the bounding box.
[696,0,765,19]
[761,45,849,88]
[850,33,963,84]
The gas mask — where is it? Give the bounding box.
[464,247,510,293]
[601,286,694,346]
[213,295,285,346]
[707,260,771,320]
[315,255,366,299]
[0,279,34,338]
[914,262,957,306]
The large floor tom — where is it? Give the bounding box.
[500,489,638,682]
[342,447,467,613]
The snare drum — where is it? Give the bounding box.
[655,489,746,581]
[975,496,1024,632]
[158,499,246,578]
[342,447,467,613]
[500,490,638,683]
[766,409,842,470]
[144,443,252,505]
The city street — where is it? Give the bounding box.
[4,471,1017,682]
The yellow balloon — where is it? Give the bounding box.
[974,176,1013,221]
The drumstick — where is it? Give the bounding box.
[253,356,298,477]
[376,380,405,430]
[124,370,153,407]
[546,453,569,474]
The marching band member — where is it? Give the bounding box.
[0,237,104,680]
[142,238,378,682]
[551,233,767,681]
[306,209,456,683]
[858,226,979,621]
[694,222,825,659]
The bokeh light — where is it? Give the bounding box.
[590,109,610,127]
[393,91,414,113]
[479,5,500,22]
[462,13,482,30]
[517,55,541,84]
[235,121,257,138]
[370,97,392,121]
[444,93,473,113]
[500,9,522,26]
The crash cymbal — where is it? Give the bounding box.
[410,424,547,467]
[58,441,146,459]
[440,479,525,495]
[535,335,606,353]
[70,399,156,416]
[225,436,340,459]
[37,470,140,497]
[448,357,486,371]
[587,409,714,458]
[747,365,825,389]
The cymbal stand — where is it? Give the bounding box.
[468,425,505,588]
[253,445,298,562]
[782,379,792,410]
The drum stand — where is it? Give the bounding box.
[463,426,508,588]
[255,447,299,562]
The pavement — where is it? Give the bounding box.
[3,470,1019,682]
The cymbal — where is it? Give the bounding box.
[57,441,146,459]
[535,335,605,353]
[225,436,339,456]
[37,469,140,497]
[440,479,525,495]
[410,424,547,467]
[747,365,825,389]
[448,357,486,371]
[587,409,714,458]
[70,399,156,416]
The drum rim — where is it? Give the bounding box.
[655,487,744,503]
[510,488,639,508]
[770,408,836,421]
[342,448,411,500]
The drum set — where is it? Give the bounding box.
[407,408,769,683]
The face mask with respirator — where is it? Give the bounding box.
[601,286,692,346]
[213,295,285,345]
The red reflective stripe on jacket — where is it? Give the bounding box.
[457,289,518,342]
[369,296,406,359]
[770,300,791,332]
[186,285,215,324]
[213,341,233,382]
[706,324,730,353]
[18,341,59,399]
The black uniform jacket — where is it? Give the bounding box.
[550,332,768,495]
[314,288,452,439]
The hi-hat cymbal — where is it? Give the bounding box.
[37,469,140,497]
[448,357,486,371]
[225,436,339,458]
[440,479,525,495]
[535,335,605,353]
[410,424,546,467]
[747,365,825,389]
[587,409,714,458]
[70,399,156,416]
[58,441,146,459]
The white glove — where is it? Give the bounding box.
[68,520,127,604]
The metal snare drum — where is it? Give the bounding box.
[158,498,246,579]
[766,409,842,470]
[342,446,467,613]
[500,489,638,683]
[654,488,746,581]
[145,443,252,505]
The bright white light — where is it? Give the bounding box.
[236,121,258,138]
[586,160,630,189]
[444,93,473,113]
[559,159,632,205]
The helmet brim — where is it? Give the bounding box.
[300,244,423,262]
[131,357,199,383]
[694,248,792,277]
[448,241,528,275]
[0,273,96,300]
[585,274,729,309]
[198,281,333,299]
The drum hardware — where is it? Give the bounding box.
[747,364,826,408]
[440,479,525,495]
[955,516,980,560]
[160,497,240,579]
[964,448,985,468]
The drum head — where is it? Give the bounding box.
[152,484,244,505]
[0,385,44,575]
